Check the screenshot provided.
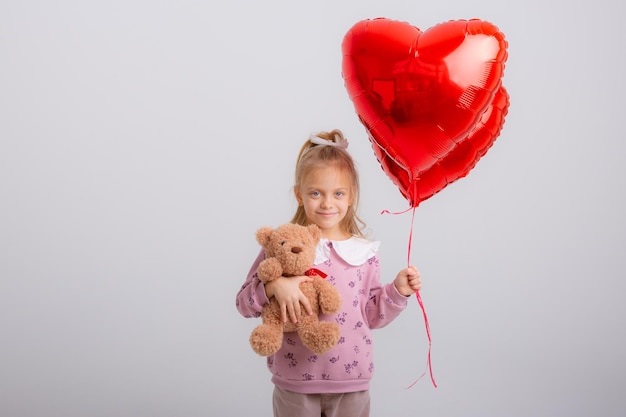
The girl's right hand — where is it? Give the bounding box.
[264,276,314,323]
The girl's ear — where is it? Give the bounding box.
[294,187,303,205]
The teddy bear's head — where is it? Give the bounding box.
[255,223,322,276]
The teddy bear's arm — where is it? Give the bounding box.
[315,278,342,314]
[256,257,284,284]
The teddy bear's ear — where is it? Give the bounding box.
[307,223,322,241]
[256,227,274,247]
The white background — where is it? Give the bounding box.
[1,0,624,416]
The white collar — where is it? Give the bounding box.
[314,237,380,266]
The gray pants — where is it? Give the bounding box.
[272,386,370,417]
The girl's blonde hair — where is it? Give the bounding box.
[291,129,366,237]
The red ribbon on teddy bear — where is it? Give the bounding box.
[304,268,327,278]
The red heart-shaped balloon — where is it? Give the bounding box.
[342,18,509,206]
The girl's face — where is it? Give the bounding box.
[295,165,353,240]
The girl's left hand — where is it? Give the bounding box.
[394,266,422,296]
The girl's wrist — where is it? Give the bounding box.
[263,277,285,299]
[394,282,411,297]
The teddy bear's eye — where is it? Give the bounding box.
[280,241,286,246]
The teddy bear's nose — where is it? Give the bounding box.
[291,247,302,254]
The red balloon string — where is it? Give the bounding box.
[408,290,437,388]
[382,206,437,388]
[380,207,414,216]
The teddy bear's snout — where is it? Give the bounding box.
[291,246,303,254]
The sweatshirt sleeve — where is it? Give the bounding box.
[363,257,409,329]
[235,249,270,318]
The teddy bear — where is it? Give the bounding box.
[249,223,342,357]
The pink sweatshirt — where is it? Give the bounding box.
[236,237,409,394]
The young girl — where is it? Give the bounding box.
[236,129,421,417]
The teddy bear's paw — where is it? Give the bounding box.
[316,281,342,314]
[319,294,342,314]
[300,322,341,354]
[250,324,283,356]
[256,258,284,283]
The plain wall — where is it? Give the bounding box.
[1,0,624,416]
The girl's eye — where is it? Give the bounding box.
[311,191,321,197]
[335,191,345,197]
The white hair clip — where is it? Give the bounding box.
[309,133,349,150]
